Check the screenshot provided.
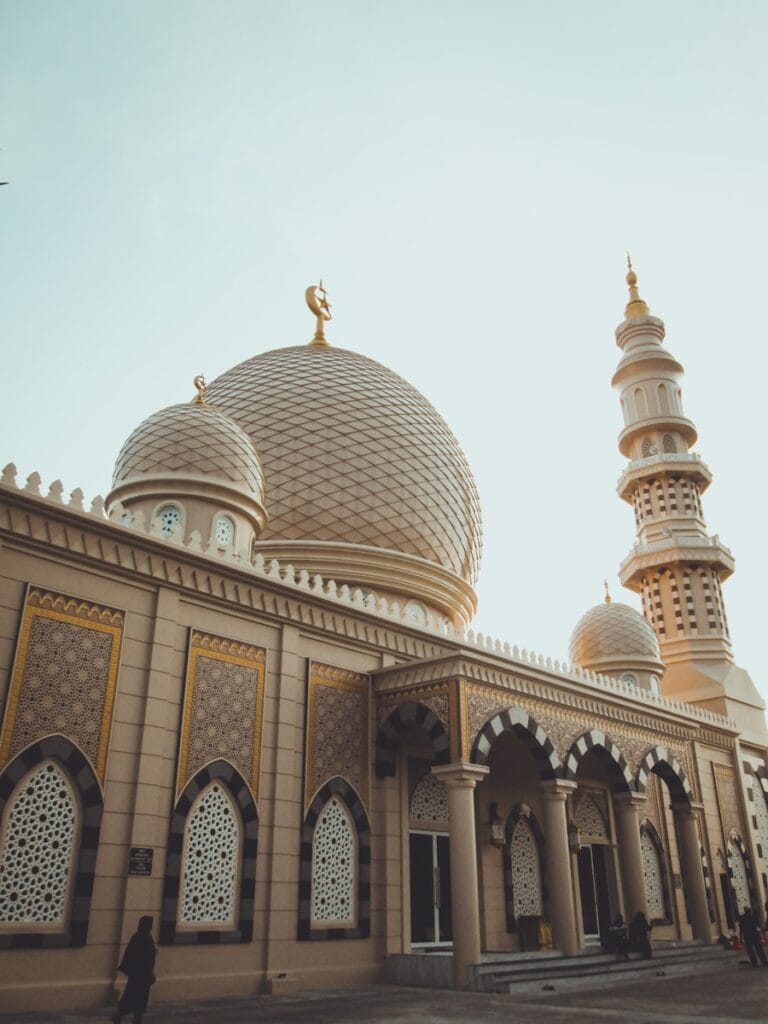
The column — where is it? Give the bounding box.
[431,761,489,989]
[540,780,579,955]
[614,793,648,921]
[674,802,712,943]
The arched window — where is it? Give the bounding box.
[161,760,258,945]
[510,818,543,919]
[662,433,677,453]
[0,737,103,948]
[0,761,78,929]
[178,782,240,929]
[311,797,355,927]
[574,793,609,841]
[728,835,751,914]
[640,823,671,921]
[298,777,370,940]
[213,515,235,547]
[157,504,182,537]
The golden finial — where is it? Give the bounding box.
[193,374,207,405]
[306,280,332,347]
[603,579,612,604]
[624,253,650,318]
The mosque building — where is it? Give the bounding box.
[0,271,765,1012]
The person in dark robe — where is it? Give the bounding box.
[739,906,768,967]
[113,915,156,1024]
[629,911,653,959]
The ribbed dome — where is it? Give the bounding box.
[112,402,265,498]
[569,600,662,672]
[204,344,482,584]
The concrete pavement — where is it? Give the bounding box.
[7,959,768,1024]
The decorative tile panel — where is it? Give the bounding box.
[713,764,745,840]
[306,663,369,811]
[176,632,266,800]
[0,588,123,783]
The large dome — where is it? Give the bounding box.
[205,344,482,588]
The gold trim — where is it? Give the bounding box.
[305,661,370,812]
[0,587,124,784]
[176,631,266,800]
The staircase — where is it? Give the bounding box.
[469,941,733,993]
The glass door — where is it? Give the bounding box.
[578,844,612,940]
[410,831,452,946]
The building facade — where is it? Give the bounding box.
[0,273,765,1012]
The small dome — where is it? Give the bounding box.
[569,600,663,673]
[111,402,265,499]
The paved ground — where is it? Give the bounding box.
[8,960,768,1024]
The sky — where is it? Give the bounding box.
[1,2,766,698]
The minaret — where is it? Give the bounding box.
[612,260,765,735]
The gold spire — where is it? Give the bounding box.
[603,578,612,604]
[193,374,207,404]
[306,281,333,347]
[624,253,650,318]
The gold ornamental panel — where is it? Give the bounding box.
[176,631,266,800]
[0,587,124,784]
[306,662,370,812]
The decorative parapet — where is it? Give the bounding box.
[0,463,736,733]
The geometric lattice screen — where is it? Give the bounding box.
[409,773,449,829]
[178,783,239,927]
[510,818,543,918]
[310,797,355,926]
[729,842,750,914]
[640,831,665,918]
[0,762,77,926]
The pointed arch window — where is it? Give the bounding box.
[640,823,672,922]
[298,777,370,940]
[161,760,258,945]
[510,817,543,919]
[0,737,103,948]
[178,782,240,929]
[0,761,78,929]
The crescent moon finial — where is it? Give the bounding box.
[193,374,207,404]
[306,281,332,346]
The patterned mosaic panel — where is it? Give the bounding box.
[641,831,665,919]
[179,783,239,927]
[753,780,768,864]
[713,765,745,839]
[205,344,482,583]
[306,664,369,811]
[177,633,266,800]
[575,792,609,840]
[511,819,543,917]
[0,761,76,925]
[729,843,750,913]
[0,589,123,783]
[310,797,355,925]
[409,773,449,830]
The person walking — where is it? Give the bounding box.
[113,915,156,1024]
[629,911,653,959]
[738,906,768,967]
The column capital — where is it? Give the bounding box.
[614,791,648,811]
[431,761,489,787]
[672,800,704,819]
[539,779,577,801]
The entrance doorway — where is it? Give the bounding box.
[410,831,452,946]
[578,844,612,939]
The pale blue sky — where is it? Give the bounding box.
[1,2,765,695]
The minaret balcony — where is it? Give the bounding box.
[617,452,713,499]
[619,533,735,588]
[618,416,697,457]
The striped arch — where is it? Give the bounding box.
[471,707,560,780]
[0,734,103,948]
[636,746,692,804]
[298,776,370,940]
[564,730,633,792]
[161,759,258,945]
[374,702,450,778]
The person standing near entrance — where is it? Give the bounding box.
[738,907,768,967]
[113,915,157,1023]
[629,911,652,959]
